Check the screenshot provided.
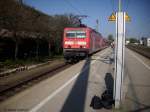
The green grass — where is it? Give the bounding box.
[0,54,63,72]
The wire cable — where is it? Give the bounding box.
[63,0,93,24]
[126,0,130,11]
[63,0,82,15]
[110,0,115,12]
[63,0,101,32]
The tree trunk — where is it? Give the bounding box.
[36,38,39,60]
[14,32,19,60]
[15,42,18,60]
[48,42,51,57]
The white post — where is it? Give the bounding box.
[114,12,125,108]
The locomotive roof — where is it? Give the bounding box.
[64,27,102,37]
[65,27,100,33]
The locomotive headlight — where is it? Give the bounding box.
[65,41,74,45]
[77,41,86,45]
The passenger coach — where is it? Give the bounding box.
[63,27,106,61]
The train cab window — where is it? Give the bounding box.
[66,31,86,38]
[76,32,86,38]
[66,32,76,38]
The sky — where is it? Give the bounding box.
[24,0,150,39]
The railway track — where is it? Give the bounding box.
[126,45,150,59]
[0,48,106,102]
[0,61,72,102]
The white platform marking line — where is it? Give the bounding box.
[29,49,108,112]
[29,73,79,112]
[128,50,150,70]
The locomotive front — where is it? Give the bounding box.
[63,28,90,61]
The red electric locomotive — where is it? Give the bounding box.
[63,27,106,61]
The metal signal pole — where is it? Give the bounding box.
[96,19,99,32]
[119,0,122,12]
[113,0,125,108]
[108,0,130,108]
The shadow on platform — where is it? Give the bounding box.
[60,50,114,112]
[124,64,150,112]
[60,57,91,112]
[128,97,150,112]
[90,73,114,110]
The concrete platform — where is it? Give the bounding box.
[0,48,114,112]
[122,48,150,112]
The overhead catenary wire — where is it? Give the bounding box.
[63,0,82,15]
[125,0,130,11]
[109,0,131,12]
[63,0,101,32]
[110,0,115,12]
[63,0,93,24]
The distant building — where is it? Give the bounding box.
[125,40,130,45]
[147,38,150,47]
[140,40,143,45]
[141,37,150,47]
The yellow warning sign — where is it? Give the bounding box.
[108,12,131,22]
[108,12,116,21]
[125,13,131,22]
